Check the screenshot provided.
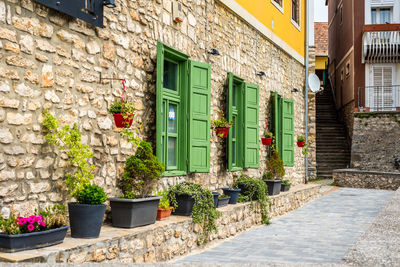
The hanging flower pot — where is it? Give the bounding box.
[108,79,136,129]
[297,135,306,147]
[216,127,230,138]
[297,141,305,147]
[211,105,233,139]
[113,113,134,128]
[261,137,272,145]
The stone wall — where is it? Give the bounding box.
[0,0,309,217]
[342,100,354,141]
[0,184,321,263]
[351,112,400,172]
[307,46,317,180]
[333,169,400,190]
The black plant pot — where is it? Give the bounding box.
[212,192,220,209]
[0,226,69,253]
[217,196,230,208]
[281,184,290,192]
[263,180,282,196]
[68,202,106,239]
[222,188,241,204]
[109,196,161,228]
[173,194,195,216]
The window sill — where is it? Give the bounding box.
[229,167,243,172]
[163,170,187,177]
[271,0,284,14]
[291,19,301,32]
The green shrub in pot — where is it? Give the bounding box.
[42,110,107,238]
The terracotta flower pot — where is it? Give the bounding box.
[156,207,173,221]
[113,113,134,128]
[261,137,272,145]
[297,141,305,147]
[216,128,229,138]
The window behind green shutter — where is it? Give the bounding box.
[244,83,259,168]
[227,72,234,171]
[272,92,282,156]
[187,60,211,172]
[282,98,294,166]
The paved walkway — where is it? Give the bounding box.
[178,188,394,264]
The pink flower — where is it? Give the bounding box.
[27,218,35,224]
[18,218,27,225]
[34,216,43,222]
[39,221,46,227]
[27,224,35,232]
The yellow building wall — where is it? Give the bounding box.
[315,56,328,70]
[235,0,306,57]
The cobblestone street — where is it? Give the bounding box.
[178,188,394,264]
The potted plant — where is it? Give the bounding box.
[297,135,306,147]
[109,140,164,228]
[212,192,220,209]
[108,99,135,128]
[156,190,173,221]
[42,110,108,239]
[262,144,285,196]
[217,194,230,208]
[281,180,291,192]
[211,106,233,138]
[0,205,68,253]
[221,187,241,204]
[167,182,221,244]
[261,131,273,146]
[233,174,271,224]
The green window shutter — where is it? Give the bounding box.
[156,42,164,162]
[281,98,294,166]
[187,60,211,172]
[227,72,234,171]
[244,83,259,168]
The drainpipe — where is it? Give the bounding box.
[305,0,310,184]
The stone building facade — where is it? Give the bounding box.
[0,0,310,217]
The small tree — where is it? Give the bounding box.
[264,143,285,180]
[122,141,164,199]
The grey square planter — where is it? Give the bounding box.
[68,202,106,239]
[263,180,282,196]
[217,196,230,208]
[109,196,161,228]
[0,226,69,253]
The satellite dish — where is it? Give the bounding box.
[308,73,321,93]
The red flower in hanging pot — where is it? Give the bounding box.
[262,131,273,145]
[113,113,134,128]
[216,128,230,138]
[108,99,135,129]
[211,106,233,139]
[297,136,306,147]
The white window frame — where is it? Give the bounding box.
[365,0,399,24]
[371,7,393,24]
[365,63,398,111]
[291,0,301,31]
[271,0,284,14]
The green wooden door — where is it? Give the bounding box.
[244,83,259,168]
[281,98,294,166]
[187,60,211,172]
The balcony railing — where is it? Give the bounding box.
[358,85,400,111]
[362,24,400,63]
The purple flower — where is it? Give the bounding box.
[27,224,35,232]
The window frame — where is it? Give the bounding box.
[156,42,189,177]
[371,7,392,24]
[271,0,284,14]
[291,0,301,31]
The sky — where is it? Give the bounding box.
[314,0,328,22]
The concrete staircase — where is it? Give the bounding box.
[316,88,350,179]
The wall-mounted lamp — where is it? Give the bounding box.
[256,71,266,77]
[104,0,116,8]
[208,49,220,56]
[292,88,299,93]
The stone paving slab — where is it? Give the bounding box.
[178,188,394,264]
[0,263,349,267]
[343,188,400,266]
